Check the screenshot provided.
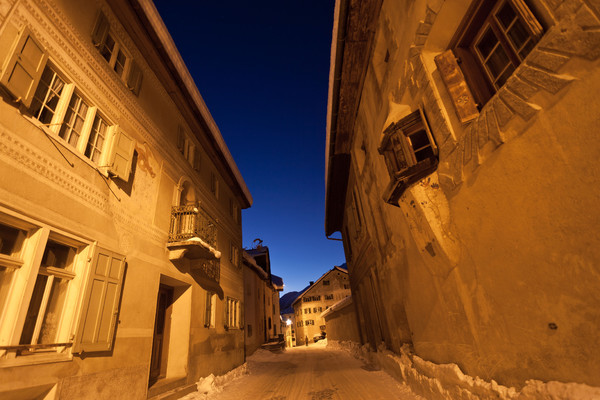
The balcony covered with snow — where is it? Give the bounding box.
[167,204,221,262]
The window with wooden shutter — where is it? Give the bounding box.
[379,108,438,205]
[91,12,110,48]
[204,292,215,328]
[0,27,48,108]
[107,127,135,180]
[442,0,543,109]
[127,60,143,96]
[193,147,201,171]
[177,125,185,154]
[72,246,125,353]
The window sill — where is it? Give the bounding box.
[0,352,72,368]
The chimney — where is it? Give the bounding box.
[309,281,314,285]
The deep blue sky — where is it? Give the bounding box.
[153,0,345,294]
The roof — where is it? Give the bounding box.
[271,274,284,291]
[242,250,268,280]
[320,295,353,319]
[291,265,349,307]
[116,0,253,208]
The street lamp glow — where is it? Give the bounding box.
[286,319,292,326]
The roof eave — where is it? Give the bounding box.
[127,0,253,208]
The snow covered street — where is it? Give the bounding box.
[182,341,424,400]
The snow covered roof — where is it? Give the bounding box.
[320,295,352,319]
[271,274,284,291]
[242,250,268,280]
[291,265,348,307]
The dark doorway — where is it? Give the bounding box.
[149,284,173,385]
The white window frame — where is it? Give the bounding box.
[0,210,92,367]
[204,292,216,328]
[29,64,118,169]
[225,297,240,329]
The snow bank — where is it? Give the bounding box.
[181,363,248,399]
[328,341,600,400]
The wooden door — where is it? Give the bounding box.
[150,285,172,383]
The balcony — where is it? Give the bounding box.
[167,204,221,262]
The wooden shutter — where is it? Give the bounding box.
[177,126,185,153]
[0,27,48,108]
[127,60,143,95]
[434,49,479,123]
[224,298,230,328]
[107,127,135,180]
[193,147,201,171]
[204,292,212,327]
[91,12,109,47]
[73,247,125,353]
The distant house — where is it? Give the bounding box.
[292,265,350,346]
[279,288,306,347]
[242,245,283,355]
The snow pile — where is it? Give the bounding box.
[182,363,248,399]
[328,341,600,400]
[326,340,368,362]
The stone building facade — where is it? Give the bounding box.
[292,266,350,346]
[0,0,251,398]
[325,0,600,390]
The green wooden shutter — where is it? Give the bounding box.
[0,27,48,108]
[108,127,135,180]
[91,12,109,47]
[73,246,126,353]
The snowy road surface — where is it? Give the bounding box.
[182,341,424,400]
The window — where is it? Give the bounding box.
[323,280,330,286]
[229,242,240,267]
[318,307,323,312]
[306,320,314,326]
[19,239,77,348]
[0,222,26,322]
[0,214,125,359]
[439,0,543,113]
[325,294,333,300]
[379,108,438,205]
[247,324,252,337]
[230,199,240,224]
[85,114,108,163]
[91,12,143,95]
[225,297,240,329]
[344,284,350,289]
[204,292,216,328]
[210,172,219,198]
[0,28,135,178]
[313,307,317,313]
[30,67,65,124]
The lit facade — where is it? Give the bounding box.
[0,0,251,398]
[242,246,283,356]
[292,266,350,346]
[326,0,600,389]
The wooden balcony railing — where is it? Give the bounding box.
[168,204,217,248]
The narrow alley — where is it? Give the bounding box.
[182,342,423,400]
